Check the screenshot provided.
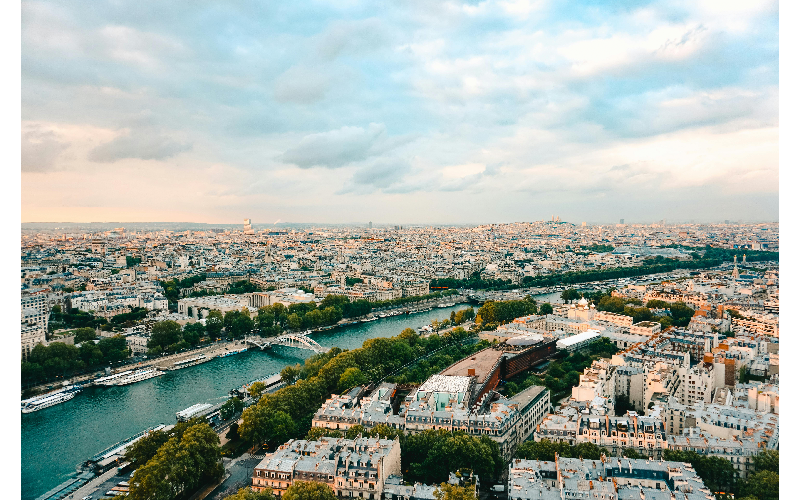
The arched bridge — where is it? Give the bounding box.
[244,332,328,354]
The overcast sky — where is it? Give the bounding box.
[21,0,778,224]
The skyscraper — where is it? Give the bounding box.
[243,218,255,235]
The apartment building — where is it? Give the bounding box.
[508,457,714,500]
[21,292,49,359]
[251,437,401,499]
[313,379,550,461]
[577,413,668,459]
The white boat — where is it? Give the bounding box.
[94,370,135,387]
[21,386,80,413]
[217,347,249,358]
[114,368,165,386]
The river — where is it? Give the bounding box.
[20,304,472,500]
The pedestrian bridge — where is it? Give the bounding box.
[244,332,328,354]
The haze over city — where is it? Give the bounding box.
[21,0,778,224]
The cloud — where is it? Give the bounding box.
[21,128,69,172]
[351,158,410,188]
[273,65,334,104]
[280,124,415,169]
[88,128,191,162]
[317,18,388,60]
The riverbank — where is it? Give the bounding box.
[22,303,470,500]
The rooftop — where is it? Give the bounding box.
[440,348,505,384]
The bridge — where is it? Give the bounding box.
[244,332,328,354]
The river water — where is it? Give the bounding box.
[21,304,472,500]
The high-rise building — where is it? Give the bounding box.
[243,218,255,235]
[619,218,624,224]
[369,221,372,229]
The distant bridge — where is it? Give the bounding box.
[244,332,328,354]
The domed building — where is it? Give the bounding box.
[567,296,596,321]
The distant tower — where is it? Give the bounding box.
[742,254,746,264]
[732,255,740,280]
[243,218,255,235]
[369,221,372,229]
[582,221,586,227]
[620,219,624,224]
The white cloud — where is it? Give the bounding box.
[89,128,191,162]
[273,64,335,104]
[21,128,68,172]
[280,124,416,169]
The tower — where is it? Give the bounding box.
[732,255,740,281]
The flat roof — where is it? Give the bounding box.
[418,375,472,394]
[509,385,547,408]
[440,348,505,383]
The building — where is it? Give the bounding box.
[21,292,49,359]
[556,329,601,351]
[313,379,550,461]
[177,295,253,319]
[594,311,634,328]
[576,413,668,459]
[244,218,255,235]
[629,321,661,336]
[251,437,401,499]
[507,456,715,500]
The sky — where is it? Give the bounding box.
[20,0,779,225]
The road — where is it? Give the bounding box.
[205,456,262,500]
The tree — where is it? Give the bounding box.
[622,448,646,459]
[230,314,255,338]
[287,313,302,330]
[206,310,224,339]
[752,450,778,474]
[182,322,205,345]
[125,430,170,467]
[72,327,97,344]
[338,367,366,392]
[669,301,695,327]
[283,481,336,500]
[221,397,245,420]
[434,483,477,500]
[539,303,553,315]
[223,487,276,500]
[305,427,343,441]
[561,289,580,303]
[149,321,182,350]
[738,470,778,500]
[249,381,267,399]
[128,422,223,500]
[281,365,301,386]
[403,430,502,485]
[345,424,367,439]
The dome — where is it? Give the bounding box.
[577,297,589,306]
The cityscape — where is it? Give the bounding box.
[20,1,779,500]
